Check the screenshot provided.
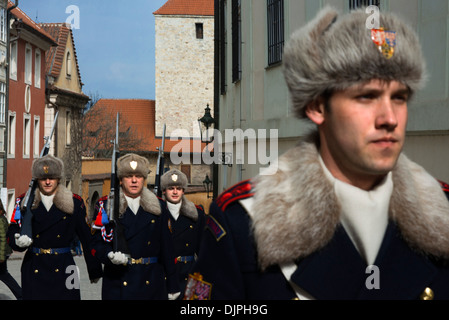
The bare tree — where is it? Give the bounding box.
[82,102,149,159]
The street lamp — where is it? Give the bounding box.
[203,175,213,199]
[198,104,215,144]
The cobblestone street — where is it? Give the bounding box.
[0,251,102,300]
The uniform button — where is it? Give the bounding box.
[34,269,38,273]
[147,241,151,246]
[57,235,61,238]
[145,281,150,285]
[190,225,193,229]
[420,287,434,300]
[63,216,67,220]
[292,297,300,300]
[151,220,155,223]
[36,234,40,238]
[123,281,128,287]
[185,243,189,247]
[55,269,59,273]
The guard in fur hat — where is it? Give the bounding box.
[190,7,449,300]
[160,169,205,298]
[91,153,180,300]
[7,154,102,300]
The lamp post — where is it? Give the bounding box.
[203,175,213,199]
[198,104,215,144]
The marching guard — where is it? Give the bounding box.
[92,153,179,300]
[160,169,205,298]
[7,155,102,300]
[189,7,449,300]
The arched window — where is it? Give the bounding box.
[66,51,72,77]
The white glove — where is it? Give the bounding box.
[107,251,128,265]
[15,233,32,248]
[169,292,181,300]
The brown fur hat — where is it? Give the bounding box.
[32,154,64,180]
[283,6,426,119]
[117,153,150,179]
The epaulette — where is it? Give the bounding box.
[98,195,108,202]
[216,179,254,212]
[440,180,449,193]
[73,193,83,201]
[195,204,205,212]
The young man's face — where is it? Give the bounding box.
[307,79,409,190]
[37,178,59,196]
[164,186,184,204]
[121,175,145,198]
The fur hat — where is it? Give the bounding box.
[283,6,426,119]
[32,154,64,180]
[161,169,188,190]
[117,153,150,179]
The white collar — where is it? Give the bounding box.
[318,156,392,265]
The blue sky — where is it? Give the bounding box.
[18,0,168,100]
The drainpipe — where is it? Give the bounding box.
[4,0,19,189]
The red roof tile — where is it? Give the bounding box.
[40,23,83,86]
[154,0,214,16]
[7,1,56,45]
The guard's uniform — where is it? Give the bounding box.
[92,188,179,300]
[7,187,102,300]
[163,198,205,297]
[190,146,449,300]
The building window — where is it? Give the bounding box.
[33,116,40,157]
[219,0,227,94]
[7,189,15,219]
[23,113,31,158]
[0,82,5,124]
[65,110,71,146]
[10,42,17,80]
[25,44,32,85]
[231,0,241,82]
[0,8,6,43]
[66,51,72,78]
[267,0,284,66]
[196,23,204,39]
[7,111,16,158]
[349,0,380,9]
[35,49,41,88]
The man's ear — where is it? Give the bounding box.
[305,99,326,125]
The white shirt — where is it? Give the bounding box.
[319,156,392,265]
[167,201,182,220]
[40,193,55,212]
[125,195,141,215]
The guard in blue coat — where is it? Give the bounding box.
[160,169,205,298]
[7,155,102,300]
[189,7,449,300]
[92,153,179,300]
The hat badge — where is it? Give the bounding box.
[43,165,49,174]
[171,174,178,182]
[371,27,396,59]
[130,161,138,170]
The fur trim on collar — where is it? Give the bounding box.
[180,195,198,221]
[251,134,449,270]
[162,195,198,221]
[32,185,74,214]
[119,187,161,217]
